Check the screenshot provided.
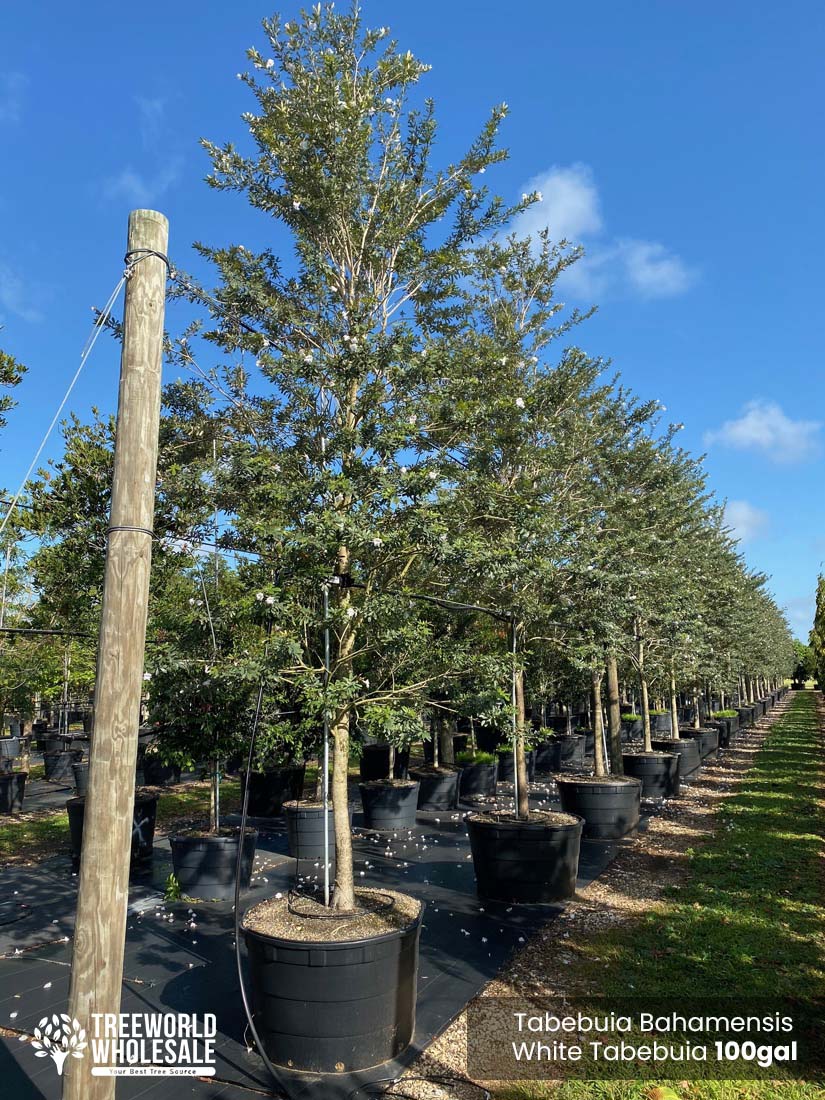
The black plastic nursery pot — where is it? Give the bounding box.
[140,756,182,787]
[467,810,584,903]
[241,764,306,817]
[72,761,89,796]
[534,740,562,772]
[496,749,536,783]
[651,713,672,733]
[0,773,26,813]
[620,717,642,740]
[737,705,756,728]
[680,727,720,761]
[650,737,701,781]
[621,751,680,799]
[67,792,159,869]
[0,736,21,762]
[458,761,498,800]
[359,780,419,830]
[409,766,460,810]
[242,897,423,1073]
[43,749,82,783]
[555,776,641,840]
[284,801,353,862]
[170,829,257,901]
[359,744,391,781]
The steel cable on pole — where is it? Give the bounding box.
[0,272,127,540]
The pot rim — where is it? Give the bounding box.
[467,810,584,831]
[241,894,424,951]
[555,775,642,788]
[170,828,258,846]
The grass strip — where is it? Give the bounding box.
[497,691,825,1100]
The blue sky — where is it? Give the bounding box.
[0,1,823,636]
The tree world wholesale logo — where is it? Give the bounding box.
[26,1012,216,1077]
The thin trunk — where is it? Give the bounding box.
[638,634,653,751]
[605,653,623,773]
[692,685,701,729]
[314,757,324,801]
[331,709,354,910]
[591,669,607,777]
[669,662,680,744]
[331,542,356,911]
[438,715,454,764]
[514,667,529,819]
[209,761,219,834]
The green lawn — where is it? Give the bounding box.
[495,691,824,1100]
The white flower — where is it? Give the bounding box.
[478,167,486,174]
[371,537,383,548]
[292,199,302,211]
[304,354,313,364]
[439,533,448,541]
[345,606,357,618]
[515,397,525,409]
[255,592,264,602]
[143,672,151,682]
[342,334,350,342]
[188,598,196,606]
[428,471,438,481]
[265,595,275,606]
[408,415,417,425]
[400,465,408,474]
[500,357,507,365]
[265,59,275,69]
[535,190,543,202]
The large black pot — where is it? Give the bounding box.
[409,767,459,811]
[43,749,82,783]
[140,756,182,787]
[284,802,352,862]
[72,762,89,796]
[620,717,643,738]
[651,713,672,733]
[359,744,391,781]
[459,761,498,800]
[681,727,719,761]
[737,705,756,729]
[557,734,586,771]
[0,737,21,761]
[0,773,25,813]
[170,829,257,901]
[242,765,306,817]
[67,792,158,868]
[496,749,536,783]
[359,780,419,830]
[43,735,71,755]
[534,740,562,773]
[467,811,583,903]
[621,752,680,799]
[242,899,423,1072]
[651,737,701,780]
[556,776,641,839]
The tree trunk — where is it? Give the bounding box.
[637,635,653,751]
[669,662,680,745]
[209,761,219,834]
[330,542,356,911]
[591,669,607,777]
[605,653,623,773]
[514,668,530,820]
[438,714,454,765]
[331,709,355,910]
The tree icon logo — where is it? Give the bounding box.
[31,1014,87,1075]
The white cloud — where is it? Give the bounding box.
[0,261,42,323]
[512,163,603,242]
[512,163,695,301]
[0,73,27,125]
[136,96,166,150]
[102,159,182,207]
[723,499,769,543]
[704,400,822,464]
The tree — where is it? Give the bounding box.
[181,2,516,909]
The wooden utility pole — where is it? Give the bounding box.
[64,210,168,1100]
